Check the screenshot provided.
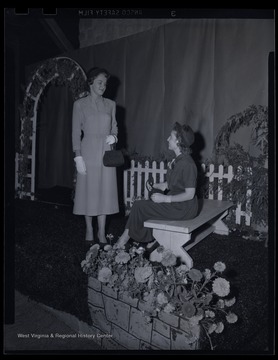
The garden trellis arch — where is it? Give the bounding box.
[15,56,88,200]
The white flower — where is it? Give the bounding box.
[134,266,153,283]
[176,264,190,276]
[226,312,238,323]
[225,297,236,307]
[208,323,217,334]
[217,299,225,309]
[115,251,130,264]
[189,314,203,326]
[215,322,224,333]
[161,250,177,267]
[106,233,114,240]
[86,244,100,260]
[80,260,87,267]
[205,310,215,318]
[136,247,145,255]
[188,268,203,281]
[163,303,175,314]
[89,243,100,251]
[157,292,168,305]
[212,278,230,297]
[213,261,226,273]
[204,269,211,280]
[98,267,112,283]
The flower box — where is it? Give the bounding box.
[81,242,238,351]
[87,276,200,350]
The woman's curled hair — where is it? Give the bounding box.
[173,122,195,154]
[87,67,110,85]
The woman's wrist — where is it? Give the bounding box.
[154,182,166,190]
[166,195,172,203]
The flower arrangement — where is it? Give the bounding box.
[81,238,238,350]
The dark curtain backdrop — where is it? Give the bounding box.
[37,85,74,188]
[34,18,274,189]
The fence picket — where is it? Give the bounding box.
[137,162,142,200]
[217,165,224,200]
[123,169,128,207]
[159,161,166,183]
[208,164,215,200]
[130,160,135,203]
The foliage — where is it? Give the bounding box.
[213,105,268,227]
[214,105,268,156]
[215,145,268,226]
[81,241,238,350]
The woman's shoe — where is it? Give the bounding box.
[145,240,160,253]
[114,239,130,251]
[99,242,108,249]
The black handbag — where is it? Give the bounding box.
[103,145,124,167]
[146,176,165,199]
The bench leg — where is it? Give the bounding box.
[149,229,193,269]
[210,210,230,235]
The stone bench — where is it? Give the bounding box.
[144,199,234,269]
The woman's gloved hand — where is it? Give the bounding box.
[106,135,117,145]
[74,156,86,175]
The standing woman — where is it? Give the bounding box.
[72,67,119,244]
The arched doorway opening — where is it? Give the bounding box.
[15,57,88,201]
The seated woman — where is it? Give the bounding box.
[115,122,198,250]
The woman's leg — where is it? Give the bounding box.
[124,200,158,244]
[114,229,130,249]
[97,215,107,244]
[116,200,174,247]
[85,216,94,241]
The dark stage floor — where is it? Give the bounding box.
[8,196,275,354]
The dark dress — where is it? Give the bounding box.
[126,153,198,243]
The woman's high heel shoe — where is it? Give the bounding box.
[98,232,109,249]
[99,242,107,249]
[145,240,160,253]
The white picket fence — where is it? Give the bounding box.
[123,160,252,226]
